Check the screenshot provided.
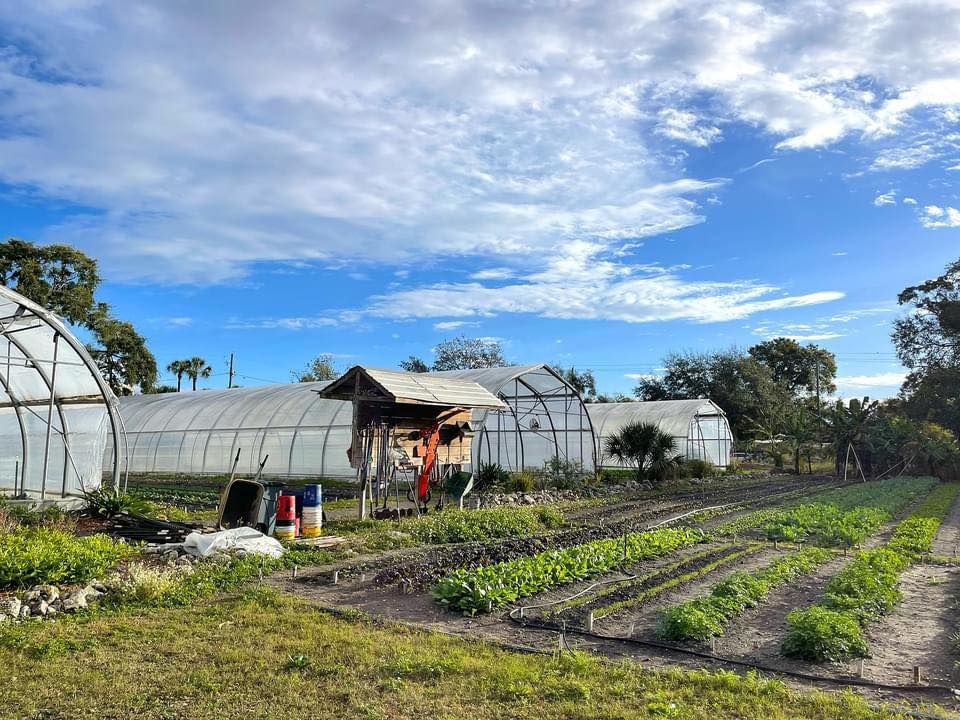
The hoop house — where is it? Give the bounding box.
[114,364,595,478]
[588,400,732,468]
[0,285,121,501]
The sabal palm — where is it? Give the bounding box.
[184,356,212,391]
[604,421,683,483]
[166,359,189,392]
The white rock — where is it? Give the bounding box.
[0,597,21,618]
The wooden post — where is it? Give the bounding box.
[587,611,594,632]
[332,570,339,585]
[914,666,921,684]
[710,636,717,654]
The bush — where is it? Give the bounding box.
[539,457,589,490]
[508,471,536,493]
[473,463,511,493]
[684,459,714,479]
[782,607,868,662]
[0,528,136,588]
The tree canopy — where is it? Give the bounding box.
[748,338,837,395]
[0,239,158,395]
[402,336,506,372]
[893,257,960,438]
[292,354,338,382]
[553,366,597,400]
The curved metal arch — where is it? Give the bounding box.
[0,367,30,492]
[0,286,122,491]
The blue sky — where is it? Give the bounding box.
[1,1,959,397]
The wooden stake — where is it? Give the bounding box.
[710,636,717,654]
[587,611,595,632]
[914,666,921,685]
[332,570,339,585]
[859,659,865,678]
[292,565,298,579]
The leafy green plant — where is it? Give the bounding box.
[83,488,151,519]
[432,526,702,615]
[0,528,135,588]
[473,462,511,493]
[405,507,563,544]
[658,547,832,641]
[507,471,536,493]
[781,607,868,662]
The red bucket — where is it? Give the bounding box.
[277,495,296,521]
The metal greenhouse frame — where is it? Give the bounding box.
[587,399,732,468]
[113,364,596,478]
[0,285,122,501]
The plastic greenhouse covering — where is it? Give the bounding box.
[112,364,597,478]
[0,285,120,501]
[588,400,732,468]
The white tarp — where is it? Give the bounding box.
[183,527,285,558]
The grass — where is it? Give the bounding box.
[0,589,911,720]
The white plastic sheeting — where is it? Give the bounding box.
[0,285,121,500]
[112,364,595,478]
[588,399,733,468]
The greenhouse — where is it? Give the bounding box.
[112,364,596,478]
[0,285,121,503]
[587,399,733,468]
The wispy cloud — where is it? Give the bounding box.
[433,320,480,331]
[470,268,515,281]
[166,317,194,328]
[835,372,907,390]
[919,205,960,229]
[655,108,722,147]
[226,316,338,330]
[368,241,843,325]
[873,191,896,206]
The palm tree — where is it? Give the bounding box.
[184,356,212,391]
[827,396,879,478]
[604,421,683,484]
[166,359,189,392]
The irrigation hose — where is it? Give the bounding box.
[506,610,957,694]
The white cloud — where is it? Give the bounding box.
[368,241,843,324]
[226,316,339,330]
[835,372,907,389]
[433,320,479,331]
[0,2,958,283]
[920,205,960,229]
[655,108,722,147]
[903,196,918,205]
[832,251,848,256]
[470,268,515,281]
[873,191,896,206]
[166,317,193,327]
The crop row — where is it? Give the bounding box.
[715,476,936,546]
[431,526,703,615]
[657,546,833,642]
[591,544,765,621]
[405,506,564,544]
[782,483,960,662]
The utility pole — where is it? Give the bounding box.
[228,353,235,389]
[814,358,823,430]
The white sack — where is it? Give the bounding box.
[183,527,285,559]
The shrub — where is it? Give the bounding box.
[0,528,136,588]
[508,471,536,493]
[539,457,589,490]
[473,463,511,493]
[782,607,868,662]
[684,459,714,479]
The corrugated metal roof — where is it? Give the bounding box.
[318,365,508,410]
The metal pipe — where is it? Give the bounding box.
[40,333,59,500]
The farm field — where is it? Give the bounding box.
[276,476,960,715]
[4,474,960,719]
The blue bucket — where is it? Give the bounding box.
[303,483,322,507]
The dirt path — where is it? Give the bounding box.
[933,489,960,557]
